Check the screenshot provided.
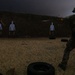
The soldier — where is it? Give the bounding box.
[58,11,75,71]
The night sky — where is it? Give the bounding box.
[0,0,75,17]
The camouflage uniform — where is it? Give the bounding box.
[59,37,75,70]
[58,15,75,71]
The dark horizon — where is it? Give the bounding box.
[0,0,75,18]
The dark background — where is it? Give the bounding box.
[0,12,71,37]
[0,0,75,17]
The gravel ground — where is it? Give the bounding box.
[0,37,75,75]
